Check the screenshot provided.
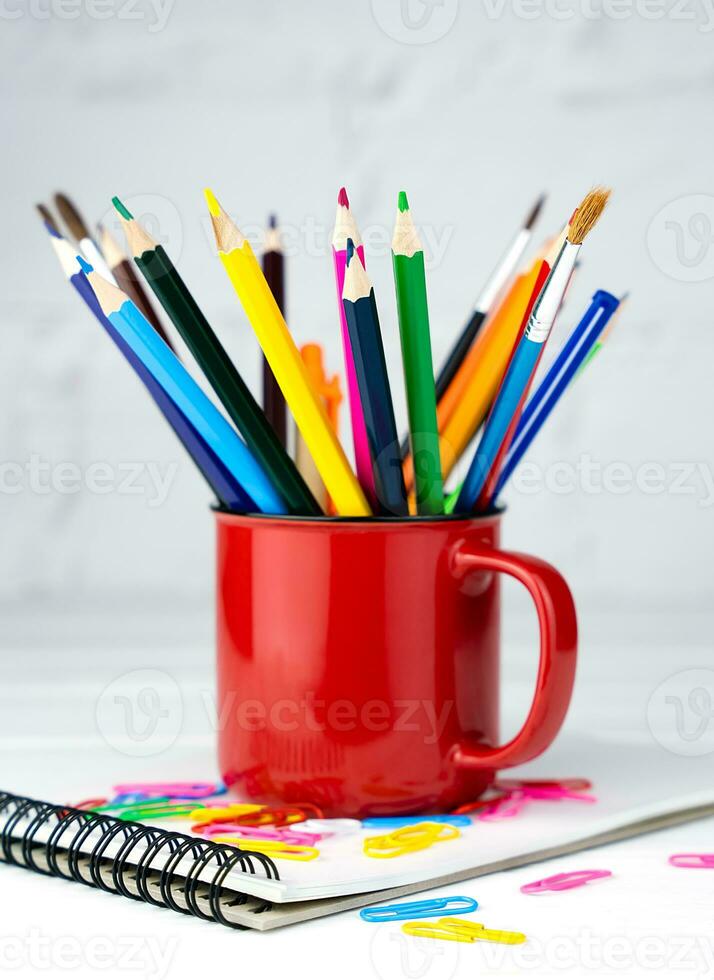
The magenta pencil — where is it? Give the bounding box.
[331,187,377,509]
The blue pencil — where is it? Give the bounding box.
[494,289,621,497]
[42,225,254,512]
[79,259,287,515]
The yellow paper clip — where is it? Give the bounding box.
[402,917,526,945]
[189,804,264,824]
[364,821,460,859]
[213,835,319,861]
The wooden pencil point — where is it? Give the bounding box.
[85,268,130,316]
[343,243,372,302]
[568,187,611,245]
[392,202,422,258]
[97,223,128,268]
[204,190,245,253]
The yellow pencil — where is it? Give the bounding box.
[204,188,371,517]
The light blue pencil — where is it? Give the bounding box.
[79,259,287,515]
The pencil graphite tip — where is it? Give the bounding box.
[337,186,349,208]
[112,196,133,222]
[204,187,221,217]
[345,237,356,265]
[76,255,93,275]
[525,193,546,231]
[268,213,277,229]
[397,190,409,213]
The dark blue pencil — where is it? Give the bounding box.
[342,239,407,516]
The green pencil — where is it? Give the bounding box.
[112,196,320,517]
[391,191,443,515]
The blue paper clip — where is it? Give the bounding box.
[361,815,472,829]
[360,896,478,922]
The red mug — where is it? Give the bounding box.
[216,510,577,817]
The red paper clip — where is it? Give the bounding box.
[669,854,714,869]
[521,870,612,894]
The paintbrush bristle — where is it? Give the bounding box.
[54,192,91,242]
[35,203,60,236]
[568,187,611,245]
[524,193,546,231]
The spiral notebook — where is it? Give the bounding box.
[2,736,713,931]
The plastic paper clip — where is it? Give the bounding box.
[362,815,471,829]
[669,854,714,869]
[73,798,108,811]
[213,835,319,861]
[198,824,322,846]
[300,818,361,835]
[190,804,265,824]
[360,896,478,922]
[118,803,201,821]
[364,822,460,859]
[96,796,170,813]
[112,782,224,799]
[521,870,611,894]
[402,918,526,945]
[496,778,592,793]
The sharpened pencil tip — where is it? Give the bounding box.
[112,196,133,221]
[525,193,546,231]
[76,255,93,275]
[398,190,409,213]
[204,187,221,217]
[268,213,277,229]
[345,237,355,265]
[337,186,349,208]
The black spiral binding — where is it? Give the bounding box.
[0,790,279,929]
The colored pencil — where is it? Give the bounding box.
[455,188,611,513]
[204,188,371,518]
[404,251,546,491]
[295,344,341,513]
[53,192,118,285]
[261,215,288,447]
[495,289,621,496]
[331,187,378,509]
[112,196,320,517]
[391,191,443,515]
[433,193,546,403]
[81,261,287,515]
[97,222,176,351]
[343,238,407,516]
[39,217,252,511]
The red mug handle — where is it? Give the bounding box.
[450,539,577,770]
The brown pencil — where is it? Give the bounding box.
[261,215,288,448]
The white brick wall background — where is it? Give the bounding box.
[1,0,713,623]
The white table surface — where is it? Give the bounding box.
[2,606,713,980]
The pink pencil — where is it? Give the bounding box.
[331,188,377,509]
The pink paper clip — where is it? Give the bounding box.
[521,870,612,894]
[478,791,529,821]
[669,854,714,869]
[198,823,323,846]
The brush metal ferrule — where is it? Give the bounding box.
[525,239,580,343]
